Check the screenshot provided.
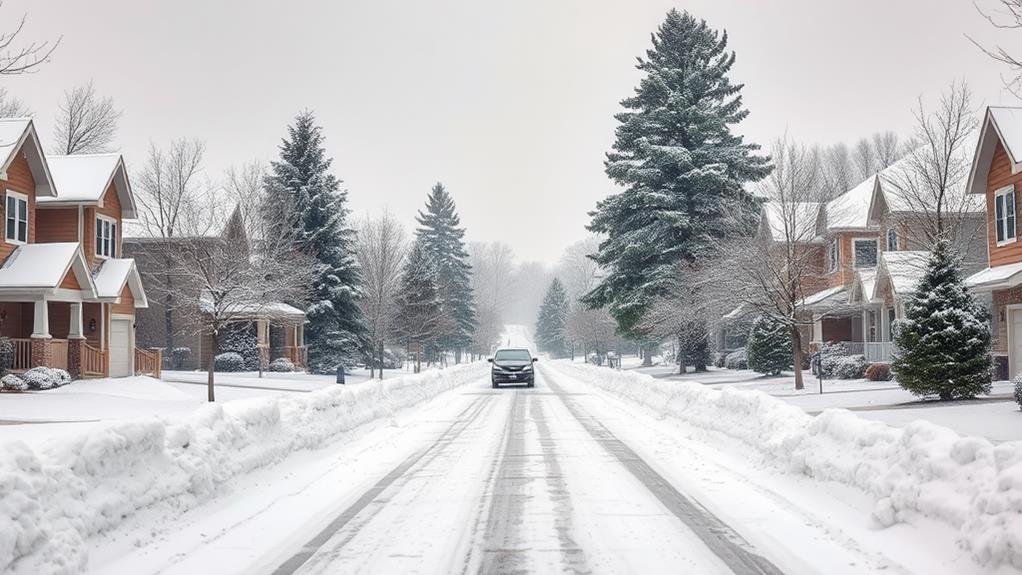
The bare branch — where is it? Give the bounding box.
[0,3,61,75]
[52,80,122,154]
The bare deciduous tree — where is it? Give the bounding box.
[971,0,1022,96]
[356,210,408,378]
[53,80,122,155]
[881,82,985,259]
[0,3,60,76]
[468,241,516,358]
[0,87,30,117]
[135,139,209,356]
[555,236,622,362]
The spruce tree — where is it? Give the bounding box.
[747,315,790,376]
[535,278,569,358]
[264,111,366,373]
[584,9,770,342]
[392,240,444,370]
[415,183,476,362]
[892,240,992,400]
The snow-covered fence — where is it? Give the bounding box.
[0,362,487,574]
[548,361,1022,569]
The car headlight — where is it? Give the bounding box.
[521,364,533,371]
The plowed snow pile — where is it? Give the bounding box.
[550,361,1022,569]
[0,363,486,574]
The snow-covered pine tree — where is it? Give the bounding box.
[535,278,569,358]
[392,240,444,372]
[264,111,366,373]
[220,323,260,371]
[584,9,770,344]
[892,240,992,400]
[415,183,476,362]
[746,315,790,376]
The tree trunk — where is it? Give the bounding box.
[791,326,805,391]
[642,343,654,367]
[378,341,385,380]
[207,332,218,402]
[455,348,462,364]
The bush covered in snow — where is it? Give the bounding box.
[0,361,487,573]
[0,373,27,392]
[549,361,1022,569]
[0,336,13,376]
[723,348,747,370]
[220,324,260,371]
[823,354,868,379]
[170,347,191,369]
[269,357,295,372]
[20,367,72,390]
[712,352,727,368]
[747,316,789,376]
[864,363,892,382]
[214,352,246,372]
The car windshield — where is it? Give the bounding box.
[494,349,532,362]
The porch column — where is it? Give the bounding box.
[811,314,823,344]
[30,299,52,368]
[67,302,85,379]
[257,320,269,370]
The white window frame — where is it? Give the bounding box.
[852,237,879,269]
[96,214,117,259]
[995,185,1017,246]
[4,191,28,245]
[886,227,899,252]
[826,238,839,273]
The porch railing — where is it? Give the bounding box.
[82,343,106,377]
[135,348,162,378]
[283,345,308,368]
[11,338,32,370]
[50,339,69,370]
[864,342,895,364]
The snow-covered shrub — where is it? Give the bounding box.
[829,354,868,379]
[214,352,245,372]
[220,324,260,370]
[747,316,790,375]
[171,347,191,369]
[21,367,72,390]
[269,357,295,372]
[1013,374,1022,410]
[818,343,862,378]
[0,373,27,392]
[865,363,892,382]
[712,352,727,368]
[0,336,13,376]
[724,348,747,370]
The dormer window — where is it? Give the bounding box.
[853,238,878,268]
[96,215,116,258]
[886,228,899,252]
[5,191,28,244]
[996,185,1017,246]
[827,238,839,273]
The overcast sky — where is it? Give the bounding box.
[3,0,1021,264]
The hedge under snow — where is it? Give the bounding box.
[0,362,486,574]
[550,362,1022,569]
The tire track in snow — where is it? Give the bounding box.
[271,393,492,574]
[542,367,785,575]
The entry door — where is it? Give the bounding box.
[109,319,133,377]
[1012,310,1022,379]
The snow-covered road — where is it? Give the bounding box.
[85,356,985,575]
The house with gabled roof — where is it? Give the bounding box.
[963,106,1022,379]
[0,118,152,378]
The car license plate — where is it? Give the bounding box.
[510,374,517,380]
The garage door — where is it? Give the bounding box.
[109,319,132,377]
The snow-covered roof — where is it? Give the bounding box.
[38,154,136,218]
[965,260,1022,291]
[823,174,877,231]
[850,269,878,304]
[798,285,847,309]
[0,242,96,295]
[761,201,820,242]
[878,251,930,297]
[873,147,984,219]
[93,258,148,308]
[0,117,56,197]
[198,291,306,321]
[967,107,1022,196]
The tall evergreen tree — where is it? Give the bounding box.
[584,9,770,342]
[264,111,366,373]
[892,240,992,400]
[747,315,790,376]
[415,182,476,362]
[535,278,569,358]
[392,240,444,372]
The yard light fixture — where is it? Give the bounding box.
[89,318,96,333]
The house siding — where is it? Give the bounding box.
[1,150,38,259]
[986,142,1022,267]
[35,206,79,244]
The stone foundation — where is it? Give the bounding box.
[67,338,84,379]
[29,337,52,368]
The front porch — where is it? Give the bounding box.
[810,305,900,363]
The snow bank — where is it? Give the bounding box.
[0,363,486,574]
[550,362,1022,569]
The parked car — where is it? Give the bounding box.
[488,348,538,388]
